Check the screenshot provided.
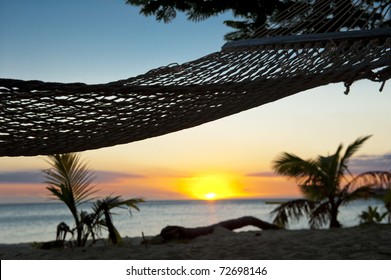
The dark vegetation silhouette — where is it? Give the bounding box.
[126,0,391,40]
[271,136,391,229]
[359,205,388,224]
[44,153,144,247]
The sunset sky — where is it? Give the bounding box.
[0,0,390,203]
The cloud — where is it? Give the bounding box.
[0,170,144,184]
[0,171,44,184]
[348,153,391,174]
[94,171,144,183]
[246,171,279,178]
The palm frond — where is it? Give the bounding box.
[302,184,337,201]
[347,171,391,191]
[91,195,144,244]
[309,201,330,228]
[273,152,320,183]
[343,186,374,203]
[44,153,98,205]
[271,199,315,228]
[339,135,372,176]
[317,145,342,193]
[112,198,145,211]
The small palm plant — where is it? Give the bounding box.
[359,206,388,224]
[384,190,391,223]
[372,188,391,224]
[271,136,391,229]
[44,153,144,246]
[44,153,97,246]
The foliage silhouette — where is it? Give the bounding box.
[44,153,143,246]
[126,0,391,41]
[271,136,391,228]
[44,153,97,246]
[359,205,388,224]
[90,196,144,244]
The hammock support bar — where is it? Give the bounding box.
[223,28,391,49]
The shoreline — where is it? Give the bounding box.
[1,224,391,260]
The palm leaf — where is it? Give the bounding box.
[309,201,330,228]
[317,145,342,194]
[271,199,315,228]
[92,195,144,244]
[273,152,320,185]
[339,135,372,177]
[110,198,145,211]
[343,186,374,203]
[299,183,327,201]
[347,171,391,192]
[44,153,98,205]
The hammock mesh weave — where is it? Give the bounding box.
[1,2,391,157]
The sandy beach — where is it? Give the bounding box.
[1,224,391,260]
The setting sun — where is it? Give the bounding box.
[205,192,217,200]
[179,173,245,200]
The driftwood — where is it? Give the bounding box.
[157,216,280,241]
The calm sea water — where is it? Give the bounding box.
[0,199,386,244]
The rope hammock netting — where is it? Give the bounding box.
[1,0,390,157]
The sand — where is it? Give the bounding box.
[1,224,391,260]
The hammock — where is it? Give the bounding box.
[1,0,390,157]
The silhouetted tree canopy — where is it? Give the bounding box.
[126,0,391,41]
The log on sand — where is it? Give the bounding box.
[158,216,280,241]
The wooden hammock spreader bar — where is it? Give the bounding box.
[223,28,391,49]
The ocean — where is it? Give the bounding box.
[0,199,386,244]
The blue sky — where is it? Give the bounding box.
[0,0,231,83]
[0,0,390,203]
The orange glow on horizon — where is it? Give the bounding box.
[178,173,247,200]
[0,169,301,203]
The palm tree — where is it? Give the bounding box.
[44,153,97,246]
[271,136,391,229]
